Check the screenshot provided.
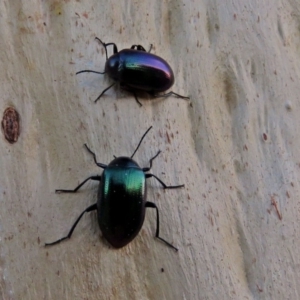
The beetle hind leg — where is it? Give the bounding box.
[152,91,190,100]
[45,203,97,247]
[146,202,178,251]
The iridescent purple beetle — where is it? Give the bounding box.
[76,38,189,106]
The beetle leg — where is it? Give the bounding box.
[152,91,190,100]
[84,144,108,169]
[55,176,101,193]
[130,45,147,52]
[76,69,105,75]
[130,44,152,52]
[125,89,143,106]
[94,82,116,103]
[95,37,118,58]
[142,150,161,172]
[45,203,97,246]
[132,92,142,107]
[130,45,141,50]
[145,201,178,251]
[119,83,143,106]
[145,173,184,189]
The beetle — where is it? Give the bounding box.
[45,126,184,251]
[76,37,189,106]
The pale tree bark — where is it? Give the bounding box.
[0,1,300,299]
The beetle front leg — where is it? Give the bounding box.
[45,203,97,246]
[146,173,184,189]
[55,176,101,193]
[145,201,178,251]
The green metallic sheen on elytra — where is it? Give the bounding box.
[97,157,147,248]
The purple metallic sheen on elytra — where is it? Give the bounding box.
[105,49,175,93]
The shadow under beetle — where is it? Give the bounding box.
[45,126,184,251]
[76,38,189,106]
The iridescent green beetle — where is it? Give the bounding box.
[45,127,184,251]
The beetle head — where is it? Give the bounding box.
[105,54,120,81]
[108,157,140,169]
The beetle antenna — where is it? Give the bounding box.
[131,126,152,158]
[95,37,108,60]
[95,37,119,59]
